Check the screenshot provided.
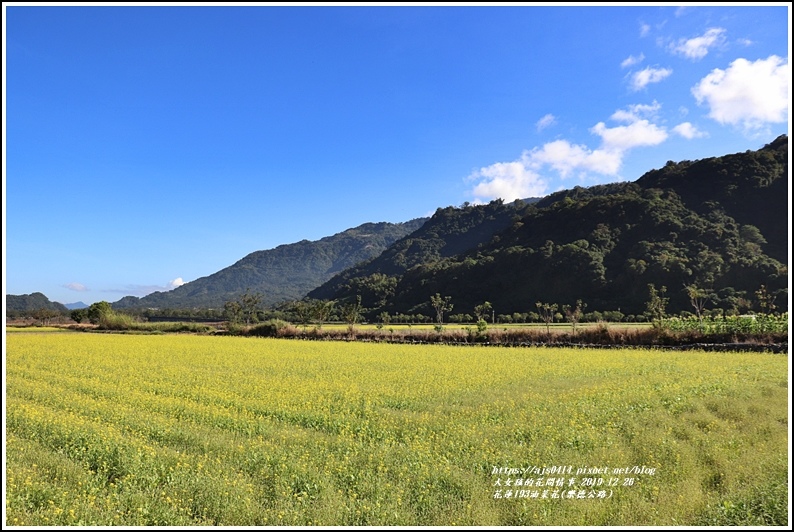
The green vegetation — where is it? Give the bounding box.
[6,292,69,317]
[6,136,789,331]
[311,135,788,320]
[309,199,531,303]
[662,313,788,336]
[6,334,788,526]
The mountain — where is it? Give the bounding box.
[634,133,788,264]
[64,301,89,310]
[308,198,535,305]
[314,135,789,318]
[7,293,69,314]
[112,219,427,310]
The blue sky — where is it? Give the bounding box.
[3,4,791,306]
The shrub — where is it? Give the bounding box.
[97,310,141,330]
[248,319,293,337]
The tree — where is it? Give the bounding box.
[473,301,493,323]
[223,300,243,324]
[33,308,61,326]
[224,290,263,325]
[341,295,363,325]
[430,293,453,328]
[645,284,669,326]
[562,299,586,333]
[87,301,113,324]
[536,301,558,334]
[239,290,263,325]
[755,284,777,313]
[70,308,88,323]
[290,300,313,328]
[685,284,712,325]
[310,299,335,328]
[377,311,391,329]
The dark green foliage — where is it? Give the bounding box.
[70,308,88,323]
[31,308,62,325]
[86,301,113,324]
[473,301,493,323]
[314,135,788,319]
[308,199,530,305]
[635,134,788,262]
[6,293,68,315]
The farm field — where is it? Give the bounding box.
[5,333,789,526]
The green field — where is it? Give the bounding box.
[5,333,789,526]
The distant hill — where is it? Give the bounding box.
[112,219,427,310]
[314,135,789,318]
[64,301,89,310]
[42,136,786,319]
[7,293,69,314]
[308,198,534,305]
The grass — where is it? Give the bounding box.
[243,319,786,350]
[5,334,789,526]
[6,326,72,333]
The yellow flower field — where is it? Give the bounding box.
[5,333,788,526]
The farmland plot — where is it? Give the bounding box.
[5,333,788,526]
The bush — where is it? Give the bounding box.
[98,310,141,330]
[662,313,788,336]
[248,319,294,337]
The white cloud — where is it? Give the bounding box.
[670,27,726,60]
[672,122,708,139]
[640,23,651,37]
[104,285,162,296]
[591,120,668,151]
[691,55,790,132]
[525,140,623,178]
[621,53,645,69]
[466,103,672,201]
[610,101,661,123]
[467,161,547,202]
[103,277,188,297]
[167,277,185,290]
[630,66,672,91]
[64,282,89,292]
[535,113,556,131]
[525,140,590,178]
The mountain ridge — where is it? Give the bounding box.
[7,293,69,314]
[112,219,428,309]
[313,134,789,317]
[7,136,788,318]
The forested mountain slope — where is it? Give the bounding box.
[112,219,427,309]
[317,135,789,318]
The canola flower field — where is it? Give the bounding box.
[5,332,789,526]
